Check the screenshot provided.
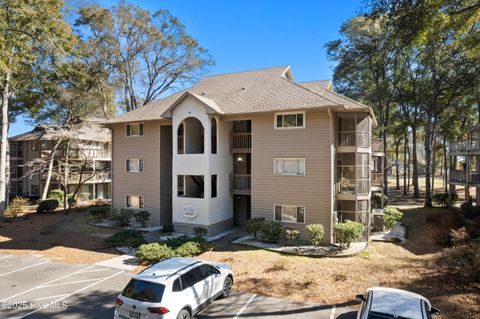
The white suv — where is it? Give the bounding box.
[114,257,233,319]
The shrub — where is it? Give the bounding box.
[48,189,64,204]
[37,199,60,213]
[89,206,110,220]
[306,224,325,246]
[382,207,403,229]
[78,192,91,201]
[162,223,175,234]
[110,208,134,227]
[107,230,147,248]
[461,201,473,214]
[461,202,480,219]
[436,242,480,283]
[333,220,364,248]
[193,227,208,238]
[372,192,389,209]
[245,217,265,240]
[261,221,282,243]
[134,210,150,227]
[162,235,204,249]
[175,242,201,257]
[432,192,458,207]
[284,228,300,244]
[136,243,174,262]
[6,197,29,217]
[67,194,76,207]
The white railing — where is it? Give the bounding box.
[338,131,371,147]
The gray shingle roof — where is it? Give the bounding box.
[104,65,374,124]
[300,80,333,91]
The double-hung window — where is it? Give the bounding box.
[275,112,305,129]
[274,158,305,176]
[126,159,144,172]
[126,123,144,136]
[274,205,305,223]
[126,195,144,209]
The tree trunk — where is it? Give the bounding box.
[443,134,448,193]
[403,133,408,196]
[412,106,420,198]
[395,140,400,190]
[41,139,62,200]
[0,68,12,219]
[407,144,411,190]
[383,128,388,196]
[431,132,437,196]
[424,122,433,207]
[63,141,70,210]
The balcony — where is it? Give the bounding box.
[449,139,480,154]
[337,131,371,148]
[230,133,251,153]
[336,179,370,195]
[449,170,466,183]
[230,174,251,194]
[372,138,384,154]
[372,172,383,187]
[68,171,112,184]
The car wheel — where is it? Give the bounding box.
[220,276,233,298]
[177,309,191,319]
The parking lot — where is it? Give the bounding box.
[0,253,356,319]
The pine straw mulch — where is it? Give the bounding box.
[0,209,119,264]
[195,208,479,319]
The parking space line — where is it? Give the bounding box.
[41,277,108,288]
[11,270,124,319]
[77,268,112,274]
[0,261,49,277]
[329,305,336,319]
[1,265,94,302]
[27,294,68,302]
[232,294,256,319]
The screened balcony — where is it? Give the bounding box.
[336,153,371,196]
[230,174,251,194]
[337,113,371,149]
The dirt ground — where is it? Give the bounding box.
[198,208,479,319]
[0,209,119,264]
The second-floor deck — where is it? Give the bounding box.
[449,139,480,154]
[449,169,480,184]
[230,133,251,153]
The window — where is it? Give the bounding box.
[177,175,204,198]
[178,117,204,154]
[31,184,39,195]
[198,264,219,278]
[126,159,144,172]
[211,118,217,154]
[126,123,144,136]
[122,279,166,303]
[275,112,305,129]
[182,267,203,288]
[274,205,305,223]
[31,142,39,151]
[126,195,144,209]
[274,158,305,176]
[211,175,217,198]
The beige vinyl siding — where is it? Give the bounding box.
[112,120,171,225]
[251,109,334,242]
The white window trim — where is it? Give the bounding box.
[125,159,144,173]
[125,195,144,209]
[125,123,144,137]
[274,111,306,129]
[273,158,306,176]
[273,204,306,224]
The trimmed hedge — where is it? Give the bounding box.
[136,243,174,262]
[48,189,64,204]
[136,236,206,263]
[134,210,150,227]
[306,224,325,246]
[461,201,480,219]
[382,207,403,229]
[162,223,175,234]
[333,220,364,248]
[107,230,147,248]
[110,208,134,227]
[261,221,282,243]
[193,227,208,238]
[78,192,91,201]
[37,199,60,213]
[89,206,111,219]
[284,228,300,243]
[432,192,459,207]
[245,217,265,240]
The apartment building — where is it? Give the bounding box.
[105,66,382,242]
[9,120,112,199]
[448,124,480,203]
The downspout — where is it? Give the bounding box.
[327,108,335,244]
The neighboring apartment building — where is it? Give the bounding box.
[105,66,382,243]
[9,120,112,199]
[448,124,480,204]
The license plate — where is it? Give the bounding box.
[129,311,141,318]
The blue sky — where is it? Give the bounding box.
[10,0,365,136]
